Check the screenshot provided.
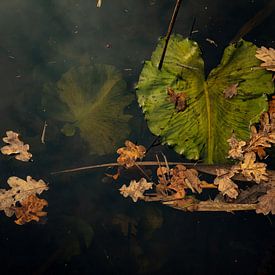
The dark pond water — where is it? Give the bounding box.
[0,0,274,274]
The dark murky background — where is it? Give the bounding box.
[0,0,274,274]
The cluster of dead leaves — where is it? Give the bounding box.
[255,46,275,72]
[156,164,202,200]
[0,131,32,161]
[224,104,275,214]
[117,140,146,168]
[0,131,48,224]
[0,176,48,224]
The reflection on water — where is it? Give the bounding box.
[0,0,274,274]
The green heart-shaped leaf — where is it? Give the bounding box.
[137,35,274,163]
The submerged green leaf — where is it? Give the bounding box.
[44,64,132,155]
[137,35,274,163]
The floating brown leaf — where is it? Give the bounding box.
[227,133,246,159]
[214,169,239,199]
[223,83,238,99]
[237,152,269,183]
[1,131,32,161]
[167,87,187,112]
[255,46,275,72]
[170,164,202,194]
[0,176,48,217]
[117,140,146,168]
[14,194,48,225]
[119,178,153,202]
[256,188,275,215]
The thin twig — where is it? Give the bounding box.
[41,121,48,144]
[158,0,183,70]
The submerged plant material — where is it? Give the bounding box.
[43,64,132,155]
[136,35,274,163]
[255,46,275,72]
[0,176,48,224]
[1,131,32,161]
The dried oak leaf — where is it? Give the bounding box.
[14,194,48,225]
[167,87,188,112]
[237,152,269,183]
[223,83,238,99]
[256,188,275,215]
[117,140,146,168]
[227,133,246,159]
[214,169,239,199]
[0,176,48,217]
[246,125,275,159]
[1,131,32,161]
[119,178,153,202]
[255,46,275,72]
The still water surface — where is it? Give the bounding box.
[0,0,274,274]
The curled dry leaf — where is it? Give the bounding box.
[167,87,188,112]
[227,133,246,159]
[256,188,275,215]
[1,131,32,161]
[255,46,275,72]
[117,140,146,168]
[14,194,48,225]
[119,178,153,202]
[214,169,239,199]
[0,176,48,217]
[223,83,238,99]
[237,152,269,183]
[170,165,202,194]
[156,164,202,199]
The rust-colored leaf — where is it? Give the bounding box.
[255,46,275,72]
[117,140,146,168]
[167,87,187,112]
[14,194,48,225]
[1,131,32,161]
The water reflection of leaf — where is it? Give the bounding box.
[44,64,132,155]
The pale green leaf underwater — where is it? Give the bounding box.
[137,35,274,163]
[44,64,132,155]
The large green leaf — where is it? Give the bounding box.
[44,64,132,155]
[137,35,274,163]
